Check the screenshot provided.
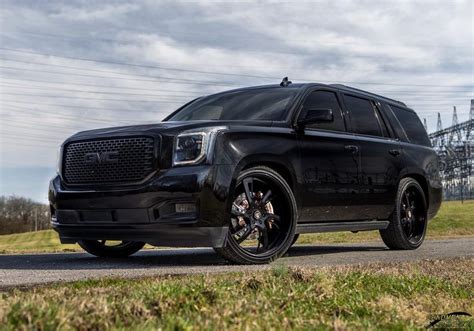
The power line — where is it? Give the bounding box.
[2,110,87,129]
[0,65,238,87]
[2,77,472,98]
[0,56,271,81]
[1,47,472,89]
[0,48,285,80]
[1,92,185,104]
[0,77,212,94]
[0,83,201,98]
[3,86,465,106]
[2,99,154,114]
[1,99,173,116]
[2,119,79,134]
[2,103,139,124]
[1,126,73,138]
[0,132,64,143]
[2,106,113,131]
[0,141,55,148]
[0,58,240,86]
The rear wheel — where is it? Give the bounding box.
[215,166,297,264]
[78,240,145,258]
[380,177,428,250]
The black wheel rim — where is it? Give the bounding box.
[229,175,291,258]
[400,185,427,244]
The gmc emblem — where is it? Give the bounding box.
[84,151,119,164]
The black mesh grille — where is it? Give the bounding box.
[63,137,156,184]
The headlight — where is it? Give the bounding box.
[173,127,225,166]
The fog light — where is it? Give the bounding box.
[175,203,196,213]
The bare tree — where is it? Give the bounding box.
[0,196,51,235]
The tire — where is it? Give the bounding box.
[380,177,428,250]
[290,234,300,247]
[214,166,297,264]
[78,240,145,258]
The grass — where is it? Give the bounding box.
[0,258,472,330]
[0,230,77,254]
[0,200,472,254]
[298,199,474,244]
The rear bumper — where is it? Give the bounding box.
[49,164,236,247]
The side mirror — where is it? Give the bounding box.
[297,108,334,128]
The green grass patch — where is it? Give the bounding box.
[0,230,79,254]
[0,259,472,330]
[298,199,474,244]
[0,200,472,253]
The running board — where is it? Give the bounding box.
[296,220,389,234]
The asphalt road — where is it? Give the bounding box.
[0,238,472,288]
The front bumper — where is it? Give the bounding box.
[49,165,235,247]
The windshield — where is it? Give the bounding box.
[167,87,298,121]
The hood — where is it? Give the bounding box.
[64,120,272,143]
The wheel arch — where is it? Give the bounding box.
[233,155,297,193]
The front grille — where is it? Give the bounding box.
[63,136,156,185]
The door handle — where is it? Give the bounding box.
[389,149,401,156]
[344,145,359,153]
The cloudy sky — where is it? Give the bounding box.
[0,0,473,202]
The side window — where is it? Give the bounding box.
[390,105,432,146]
[381,103,409,141]
[343,94,383,137]
[300,90,345,132]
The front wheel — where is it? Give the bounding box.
[78,240,145,258]
[214,166,297,264]
[380,177,428,250]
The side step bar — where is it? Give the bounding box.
[296,220,389,234]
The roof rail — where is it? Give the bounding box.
[330,84,407,107]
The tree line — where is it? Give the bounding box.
[0,196,51,235]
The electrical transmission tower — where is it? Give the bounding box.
[437,112,443,131]
[429,100,474,201]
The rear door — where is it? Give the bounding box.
[296,88,363,222]
[342,94,402,220]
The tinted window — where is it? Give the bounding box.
[344,95,382,136]
[299,91,345,132]
[168,88,298,121]
[391,105,431,146]
[381,103,409,141]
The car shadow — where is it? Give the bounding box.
[0,244,387,271]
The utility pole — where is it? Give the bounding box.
[34,209,38,232]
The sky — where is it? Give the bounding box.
[0,0,473,202]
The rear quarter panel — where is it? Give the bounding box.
[399,142,442,219]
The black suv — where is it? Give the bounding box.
[49,80,442,264]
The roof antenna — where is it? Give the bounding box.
[280,77,292,87]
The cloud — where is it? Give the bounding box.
[0,0,472,172]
